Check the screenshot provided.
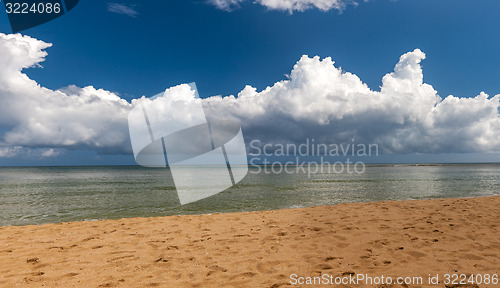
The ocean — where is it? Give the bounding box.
[0,164,499,226]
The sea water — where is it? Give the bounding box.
[0,164,499,226]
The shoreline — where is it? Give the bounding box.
[1,196,499,287]
[2,194,499,228]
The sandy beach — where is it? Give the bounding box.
[0,196,498,287]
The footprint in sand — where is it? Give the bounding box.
[315,263,333,272]
[257,261,278,274]
[106,255,136,263]
[336,242,350,248]
[459,253,483,260]
[406,250,427,258]
[26,257,40,264]
[206,265,228,276]
[325,256,343,261]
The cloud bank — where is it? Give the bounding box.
[204,50,500,154]
[208,0,354,12]
[0,33,499,159]
[0,33,132,157]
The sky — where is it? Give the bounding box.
[0,0,499,165]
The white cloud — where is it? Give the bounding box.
[0,33,499,160]
[0,146,64,158]
[208,0,245,11]
[0,146,22,158]
[0,33,132,158]
[258,0,352,12]
[209,0,354,12]
[107,3,138,18]
[202,49,500,154]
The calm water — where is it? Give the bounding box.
[0,164,499,226]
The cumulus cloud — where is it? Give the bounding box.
[201,50,500,154]
[107,3,138,18]
[0,33,132,158]
[209,0,354,12]
[0,33,499,160]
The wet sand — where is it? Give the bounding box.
[0,196,499,287]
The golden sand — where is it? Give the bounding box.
[0,196,499,287]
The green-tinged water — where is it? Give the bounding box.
[0,164,499,226]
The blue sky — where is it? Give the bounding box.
[0,0,499,165]
[1,0,498,99]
